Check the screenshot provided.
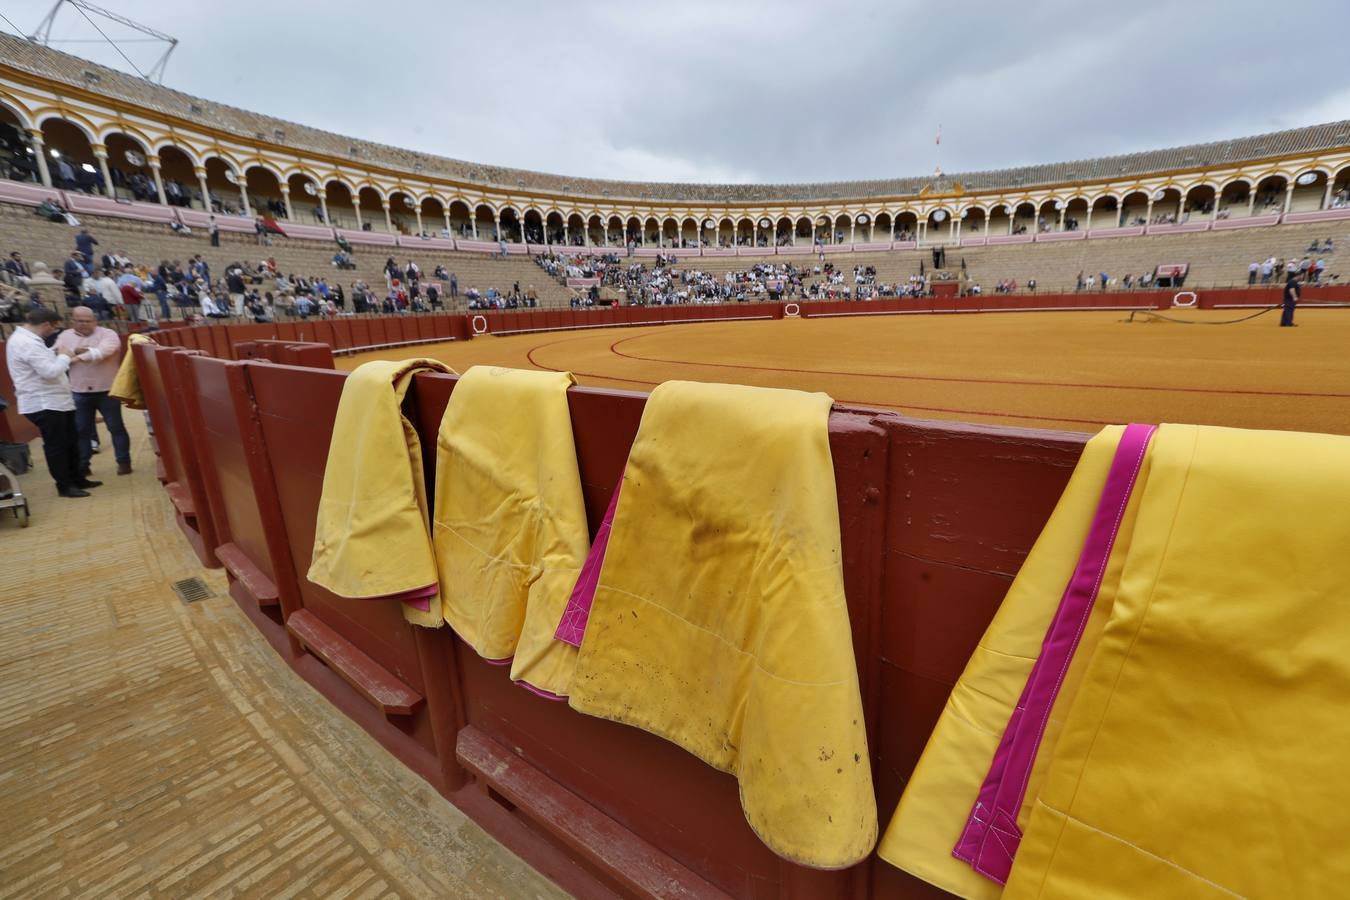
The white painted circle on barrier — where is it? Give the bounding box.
[471,314,488,334]
[784,302,801,318]
[1172,291,1198,308]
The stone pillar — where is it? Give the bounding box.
[414,208,424,235]
[238,178,251,217]
[91,144,114,198]
[849,221,856,244]
[443,209,452,237]
[1008,213,1015,235]
[382,200,393,233]
[29,131,52,187]
[493,214,502,242]
[147,155,167,205]
[194,167,210,211]
[1247,191,1256,217]
[352,197,363,230]
[1086,205,1094,231]
[1145,198,1154,224]
[564,222,570,244]
[949,217,957,240]
[1283,183,1295,215]
[319,191,331,225]
[1057,207,1065,230]
[280,186,294,221]
[1324,178,1335,210]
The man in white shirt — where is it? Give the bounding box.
[4,308,102,497]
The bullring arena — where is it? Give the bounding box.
[2,10,1350,900]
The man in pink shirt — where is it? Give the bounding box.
[53,306,132,477]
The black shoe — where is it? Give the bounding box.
[75,479,103,489]
[59,487,91,498]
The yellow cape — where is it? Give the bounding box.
[1007,425,1350,898]
[109,332,155,409]
[308,358,452,628]
[433,366,590,697]
[567,380,876,869]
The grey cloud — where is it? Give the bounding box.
[14,0,1350,185]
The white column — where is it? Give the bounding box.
[1145,198,1154,224]
[564,222,570,244]
[238,178,251,217]
[1086,205,1094,231]
[1057,207,1065,230]
[147,156,167,205]
[352,198,363,230]
[494,215,502,242]
[849,222,856,244]
[443,209,452,236]
[811,221,816,244]
[319,191,331,225]
[1008,213,1014,235]
[195,167,210,210]
[29,131,52,187]
[1323,179,1335,210]
[949,218,957,240]
[1283,184,1295,215]
[1247,191,1256,217]
[382,200,393,233]
[91,144,114,198]
[280,186,294,220]
[414,208,424,235]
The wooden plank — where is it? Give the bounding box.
[285,609,424,717]
[215,541,280,606]
[456,726,728,900]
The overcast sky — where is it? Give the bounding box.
[8,0,1350,185]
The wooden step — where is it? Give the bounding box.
[214,542,279,607]
[285,609,423,716]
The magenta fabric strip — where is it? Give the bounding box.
[554,482,622,648]
[953,423,1157,885]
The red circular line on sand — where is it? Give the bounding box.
[521,330,1109,427]
[606,330,1350,401]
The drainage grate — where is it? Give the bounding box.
[171,577,214,604]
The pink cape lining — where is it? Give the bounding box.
[554,482,622,648]
[953,423,1157,885]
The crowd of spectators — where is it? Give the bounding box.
[1247,242,1336,285]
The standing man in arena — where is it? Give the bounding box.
[54,306,132,477]
[5,308,100,497]
[1280,270,1301,327]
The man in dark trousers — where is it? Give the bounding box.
[4,308,102,497]
[1280,271,1301,327]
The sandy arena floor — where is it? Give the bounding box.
[342,309,1350,435]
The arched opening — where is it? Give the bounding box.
[287,173,323,223]
[156,145,197,207]
[960,206,987,237]
[524,209,545,244]
[1151,187,1182,224]
[1290,170,1329,212]
[1183,184,1218,220]
[324,180,357,229]
[1254,175,1287,213]
[104,132,155,202]
[625,215,641,244]
[0,103,38,183]
[605,215,623,245]
[872,212,892,243]
[1062,197,1089,231]
[795,216,812,241]
[815,215,832,244]
[421,197,447,237]
[986,204,1010,235]
[473,203,497,240]
[203,156,244,215]
[244,165,285,220]
[895,211,919,240]
[661,217,678,247]
[39,117,98,193]
[1036,199,1059,232]
[717,218,734,248]
[1217,180,1250,217]
[567,213,586,245]
[1331,166,1350,209]
[1089,195,1117,229]
[384,191,415,235]
[545,211,565,244]
[1120,191,1149,226]
[357,186,386,231]
[852,213,871,244]
[775,215,793,246]
[447,200,471,236]
[834,213,853,244]
[926,208,952,238]
[1011,202,1036,234]
[644,216,660,245]
[681,217,699,247]
[586,214,604,246]
[499,207,522,242]
[732,217,751,246]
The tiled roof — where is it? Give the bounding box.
[3,31,1347,205]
